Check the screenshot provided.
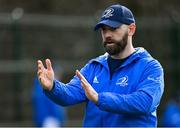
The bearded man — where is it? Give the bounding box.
[37,4,164,127]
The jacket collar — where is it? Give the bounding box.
[90,47,152,70]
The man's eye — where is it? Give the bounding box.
[101,28,106,31]
[110,28,116,31]
[101,27,116,32]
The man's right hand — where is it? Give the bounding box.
[37,59,54,91]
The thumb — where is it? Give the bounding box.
[45,59,53,71]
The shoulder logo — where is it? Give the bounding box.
[93,76,99,84]
[102,8,114,18]
[116,76,128,87]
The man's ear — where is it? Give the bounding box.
[128,23,136,36]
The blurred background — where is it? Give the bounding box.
[0,0,180,127]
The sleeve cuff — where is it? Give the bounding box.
[96,93,106,107]
[44,79,62,96]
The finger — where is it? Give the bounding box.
[37,69,44,77]
[76,70,82,79]
[39,77,45,87]
[76,70,87,82]
[81,82,85,90]
[37,70,41,76]
[37,60,45,70]
[81,80,87,92]
[81,79,92,92]
[38,76,42,83]
[46,59,53,71]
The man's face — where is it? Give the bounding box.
[101,25,129,56]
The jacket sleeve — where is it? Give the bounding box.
[44,62,93,106]
[97,60,164,115]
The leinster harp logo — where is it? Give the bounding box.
[102,8,114,18]
[116,76,128,87]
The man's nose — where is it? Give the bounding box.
[103,30,112,38]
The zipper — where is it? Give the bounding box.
[110,66,123,80]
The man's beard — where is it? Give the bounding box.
[103,32,128,56]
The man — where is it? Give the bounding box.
[37,4,164,127]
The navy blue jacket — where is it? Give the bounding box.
[45,47,164,127]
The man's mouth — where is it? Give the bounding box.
[104,41,114,45]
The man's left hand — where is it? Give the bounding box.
[76,70,98,103]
